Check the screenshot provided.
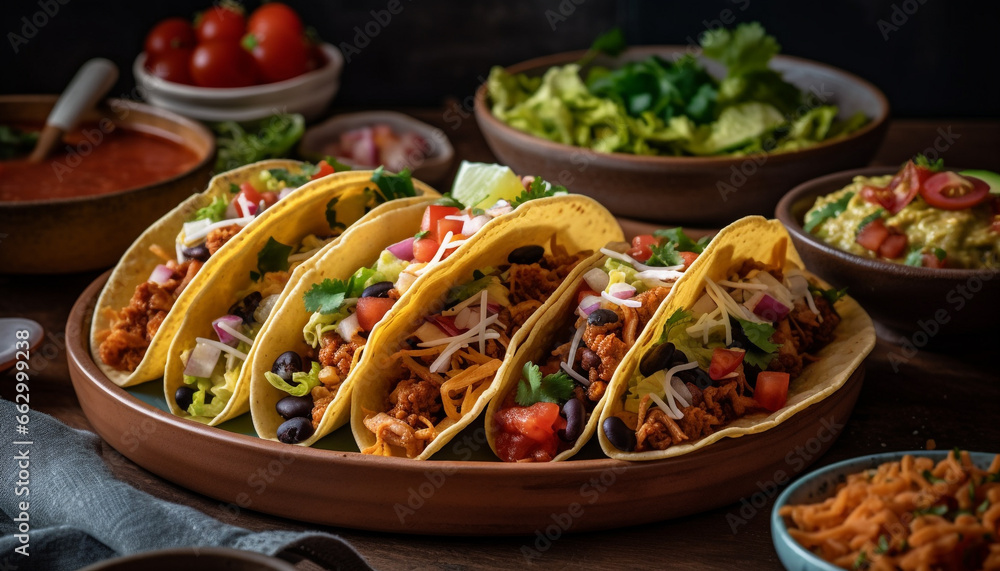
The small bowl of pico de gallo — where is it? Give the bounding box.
[776,159,1000,337]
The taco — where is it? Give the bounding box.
[349,195,624,460]
[249,172,599,445]
[598,217,875,460]
[90,159,341,387]
[162,169,438,425]
[486,228,711,462]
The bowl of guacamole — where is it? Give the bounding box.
[777,164,1000,337]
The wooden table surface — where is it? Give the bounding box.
[1,114,998,571]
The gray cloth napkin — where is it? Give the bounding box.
[0,399,373,571]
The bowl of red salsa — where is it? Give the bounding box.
[0,95,215,274]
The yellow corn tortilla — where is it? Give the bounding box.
[350,195,625,460]
[598,216,876,461]
[90,159,309,388]
[163,172,441,425]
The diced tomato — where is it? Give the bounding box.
[627,246,652,262]
[860,161,931,214]
[493,403,562,462]
[413,237,440,262]
[437,217,464,240]
[420,205,461,241]
[440,234,466,260]
[311,160,335,180]
[754,371,790,412]
[679,251,699,268]
[261,191,278,207]
[234,183,264,216]
[878,233,908,259]
[708,347,745,381]
[427,315,462,336]
[855,218,889,252]
[631,234,659,250]
[922,252,948,269]
[356,297,395,332]
[920,172,990,210]
[577,288,598,305]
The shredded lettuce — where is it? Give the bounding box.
[265,361,322,397]
[603,258,647,293]
[375,251,407,286]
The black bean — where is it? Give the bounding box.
[579,348,601,372]
[558,398,584,442]
[602,416,636,452]
[361,281,394,298]
[676,367,712,390]
[507,245,545,265]
[182,244,210,262]
[271,351,303,382]
[668,349,690,368]
[174,386,195,411]
[276,395,314,420]
[587,308,619,326]
[639,342,675,377]
[228,291,263,323]
[277,417,314,444]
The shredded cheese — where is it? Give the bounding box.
[414,231,454,276]
[599,248,683,273]
[565,323,587,370]
[601,291,641,308]
[719,279,769,291]
[216,321,254,346]
[561,362,591,387]
[478,290,488,355]
[417,314,499,348]
[636,269,685,282]
[181,216,254,246]
[195,337,247,361]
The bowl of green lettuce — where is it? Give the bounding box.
[474,24,889,226]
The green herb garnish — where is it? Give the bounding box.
[190,197,228,223]
[856,209,885,233]
[804,192,854,233]
[913,154,944,172]
[303,278,350,314]
[325,197,345,231]
[414,230,430,240]
[256,237,292,277]
[369,166,417,203]
[647,241,683,267]
[434,193,465,209]
[653,227,711,254]
[511,176,567,208]
[515,362,575,406]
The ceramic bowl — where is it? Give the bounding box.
[0,95,215,274]
[776,167,999,336]
[298,110,455,184]
[771,450,996,571]
[133,44,343,122]
[475,46,889,226]
[77,547,298,571]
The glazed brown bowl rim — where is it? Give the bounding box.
[0,94,215,208]
[776,165,1000,279]
[474,45,890,167]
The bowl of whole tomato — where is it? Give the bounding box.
[134,2,342,122]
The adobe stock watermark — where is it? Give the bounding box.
[218,448,298,518]
[7,0,71,54]
[726,415,843,533]
[338,0,417,63]
[521,464,628,563]
[877,0,930,41]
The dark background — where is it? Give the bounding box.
[2,0,998,119]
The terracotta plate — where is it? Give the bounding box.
[69,272,866,535]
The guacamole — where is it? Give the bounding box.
[806,174,999,269]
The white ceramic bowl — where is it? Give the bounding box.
[133,43,343,122]
[299,110,455,184]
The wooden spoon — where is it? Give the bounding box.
[28,58,119,163]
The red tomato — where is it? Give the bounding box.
[577,288,598,305]
[708,348,745,381]
[855,218,889,252]
[437,218,465,240]
[440,234,466,260]
[247,2,304,38]
[144,18,196,56]
[495,403,561,443]
[356,297,395,332]
[243,29,311,83]
[679,251,699,268]
[190,41,257,88]
[920,172,990,210]
[754,371,790,412]
[413,237,440,263]
[631,234,659,250]
[195,5,245,43]
[860,161,932,214]
[420,205,461,241]
[878,233,908,259]
[145,49,194,84]
[261,192,278,208]
[233,182,263,216]
[311,160,335,180]
[922,252,948,269]
[626,234,658,262]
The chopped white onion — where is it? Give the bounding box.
[337,313,361,343]
[583,268,610,292]
[195,337,247,361]
[183,341,222,378]
[463,214,492,236]
[254,294,281,324]
[148,264,174,285]
[608,282,636,299]
[181,216,255,246]
[601,291,641,308]
[690,292,717,316]
[578,295,602,316]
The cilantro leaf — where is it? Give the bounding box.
[229,182,240,194]
[434,193,465,209]
[735,318,780,353]
[853,549,869,570]
[653,227,711,254]
[268,168,310,187]
[913,154,944,172]
[414,230,430,240]
[303,278,350,314]
[514,362,575,406]
[511,176,568,208]
[934,247,947,261]
[914,504,948,517]
[700,22,780,77]
[190,197,228,223]
[659,309,693,342]
[325,197,346,231]
[874,535,889,555]
[804,192,854,233]
[0,125,39,159]
[647,241,683,267]
[370,166,416,202]
[809,284,848,305]
[256,237,292,277]
[321,156,353,172]
[590,27,626,57]
[903,248,924,267]
[856,209,884,233]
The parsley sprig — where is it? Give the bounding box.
[510,177,568,208]
[515,362,575,406]
[303,278,350,314]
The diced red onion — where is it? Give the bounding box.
[337,313,361,343]
[486,303,501,314]
[608,282,636,300]
[578,295,602,316]
[212,315,244,346]
[386,237,415,261]
[184,341,221,379]
[427,315,463,337]
[753,294,791,321]
[463,214,492,236]
[582,268,610,292]
[148,264,174,285]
